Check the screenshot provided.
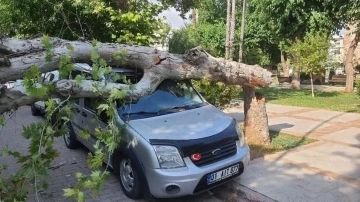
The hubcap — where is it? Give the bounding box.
[64,132,71,145]
[120,159,134,192]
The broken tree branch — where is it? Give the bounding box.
[0,37,272,114]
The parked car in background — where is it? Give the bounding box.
[31,63,92,116]
[63,68,250,200]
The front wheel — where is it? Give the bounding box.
[119,156,143,199]
[63,122,79,149]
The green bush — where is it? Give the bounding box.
[192,78,240,109]
[355,64,360,73]
[356,79,360,96]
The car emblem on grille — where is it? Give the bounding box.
[212,149,222,155]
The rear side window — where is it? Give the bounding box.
[83,98,109,123]
[84,98,95,112]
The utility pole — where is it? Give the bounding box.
[238,0,247,63]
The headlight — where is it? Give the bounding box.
[153,145,185,169]
[235,122,245,147]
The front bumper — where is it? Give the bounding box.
[144,141,250,198]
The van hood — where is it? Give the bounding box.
[128,105,233,141]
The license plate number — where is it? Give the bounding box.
[207,164,239,185]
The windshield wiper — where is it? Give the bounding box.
[158,103,204,113]
[122,111,160,116]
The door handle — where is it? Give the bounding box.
[81,112,87,117]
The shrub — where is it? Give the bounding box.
[355,64,360,73]
[356,79,360,96]
[192,78,240,109]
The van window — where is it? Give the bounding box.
[84,98,95,112]
[84,98,109,123]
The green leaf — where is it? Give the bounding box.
[109,89,126,101]
[77,191,85,202]
[97,104,109,112]
[63,188,76,197]
[79,130,90,140]
[66,44,75,53]
[75,75,84,85]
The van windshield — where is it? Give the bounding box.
[118,79,206,120]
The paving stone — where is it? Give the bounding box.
[268,117,332,136]
[296,110,360,123]
[320,127,360,145]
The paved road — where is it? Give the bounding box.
[0,106,259,202]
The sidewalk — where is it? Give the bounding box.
[223,104,360,202]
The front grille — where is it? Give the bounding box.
[191,141,237,167]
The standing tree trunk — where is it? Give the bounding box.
[238,0,247,63]
[243,86,270,144]
[310,72,314,97]
[228,0,236,60]
[280,51,290,77]
[225,0,231,59]
[291,70,301,90]
[344,34,360,92]
[191,9,197,25]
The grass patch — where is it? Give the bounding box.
[248,131,316,160]
[239,88,360,113]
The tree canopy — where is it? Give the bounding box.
[0,0,170,45]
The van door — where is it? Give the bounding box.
[70,98,93,149]
[82,98,108,152]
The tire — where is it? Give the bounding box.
[118,153,143,199]
[63,122,79,149]
[31,104,41,116]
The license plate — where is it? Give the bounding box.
[206,164,239,185]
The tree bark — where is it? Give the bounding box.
[228,0,236,60]
[243,86,270,144]
[280,51,290,77]
[191,9,197,25]
[238,0,247,63]
[225,0,231,59]
[291,70,301,90]
[344,33,360,92]
[0,37,272,114]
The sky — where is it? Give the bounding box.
[159,7,190,29]
[149,0,190,29]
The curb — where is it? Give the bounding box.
[211,180,277,202]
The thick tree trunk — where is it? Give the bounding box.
[228,0,236,60]
[344,34,360,92]
[225,0,231,59]
[280,51,290,77]
[291,70,301,90]
[238,0,247,63]
[243,86,270,144]
[0,37,272,114]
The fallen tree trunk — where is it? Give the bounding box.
[0,37,272,114]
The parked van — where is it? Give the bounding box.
[63,69,250,200]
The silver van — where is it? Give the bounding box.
[63,70,250,200]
